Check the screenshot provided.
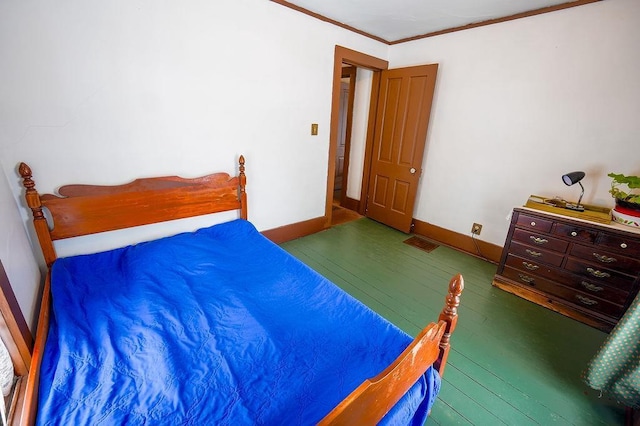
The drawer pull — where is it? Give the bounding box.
[522,262,539,271]
[518,274,535,285]
[529,236,548,245]
[525,249,542,257]
[586,267,610,279]
[580,281,603,292]
[571,231,577,237]
[620,243,628,249]
[575,294,598,306]
[592,253,617,263]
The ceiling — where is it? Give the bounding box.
[272,0,599,44]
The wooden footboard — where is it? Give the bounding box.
[319,273,464,425]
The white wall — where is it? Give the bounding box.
[0,0,388,327]
[0,169,41,330]
[389,0,640,246]
[346,68,373,200]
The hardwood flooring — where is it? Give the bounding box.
[331,204,362,226]
[280,218,626,425]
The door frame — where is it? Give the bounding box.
[325,46,388,227]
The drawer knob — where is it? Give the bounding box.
[575,294,598,306]
[620,243,628,249]
[529,236,549,245]
[581,281,603,292]
[525,249,542,257]
[592,253,617,263]
[530,221,536,226]
[518,274,535,285]
[586,267,610,279]
[571,231,577,237]
[522,262,539,271]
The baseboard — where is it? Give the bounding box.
[262,215,503,263]
[411,219,502,264]
[262,216,327,244]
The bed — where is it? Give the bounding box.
[15,156,464,425]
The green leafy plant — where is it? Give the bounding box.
[608,173,640,205]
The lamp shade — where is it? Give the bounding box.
[562,171,585,186]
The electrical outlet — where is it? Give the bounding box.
[471,223,482,235]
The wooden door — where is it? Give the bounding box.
[365,64,438,233]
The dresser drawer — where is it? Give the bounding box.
[569,291,625,318]
[505,254,572,283]
[564,258,636,291]
[512,229,569,253]
[553,223,597,243]
[516,213,553,233]
[508,241,564,267]
[597,232,640,255]
[570,244,640,275]
[502,266,625,318]
[506,254,630,304]
[502,265,560,292]
[564,275,630,306]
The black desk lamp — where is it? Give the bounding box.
[562,171,586,212]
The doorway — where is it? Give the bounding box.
[326,47,438,233]
[333,66,356,207]
[326,47,388,228]
[331,65,363,227]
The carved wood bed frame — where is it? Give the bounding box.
[11,156,463,425]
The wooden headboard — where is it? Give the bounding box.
[19,156,247,266]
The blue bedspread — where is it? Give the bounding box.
[38,219,440,425]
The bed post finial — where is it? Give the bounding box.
[239,155,245,178]
[19,163,43,220]
[19,163,35,190]
[238,155,248,220]
[435,273,463,376]
[19,162,57,266]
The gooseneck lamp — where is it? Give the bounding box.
[562,171,586,212]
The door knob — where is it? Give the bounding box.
[410,168,416,174]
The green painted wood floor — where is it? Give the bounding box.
[280,218,626,425]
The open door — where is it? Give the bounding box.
[365,64,438,233]
[325,46,388,228]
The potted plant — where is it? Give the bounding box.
[608,173,640,226]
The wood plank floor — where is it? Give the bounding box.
[280,218,626,425]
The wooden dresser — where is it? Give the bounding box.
[493,207,640,332]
